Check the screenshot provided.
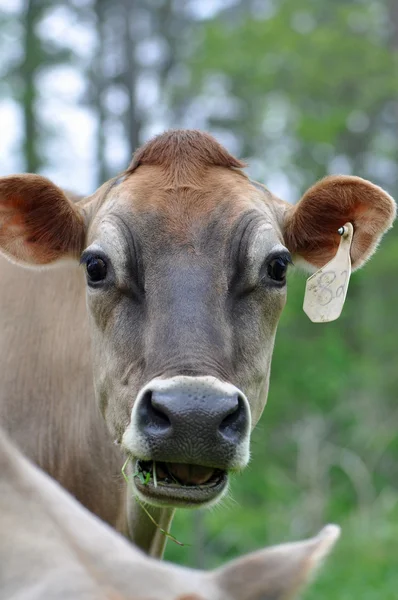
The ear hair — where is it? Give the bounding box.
[213,524,340,600]
[284,176,396,270]
[0,174,86,265]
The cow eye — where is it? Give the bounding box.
[267,256,290,283]
[86,257,107,282]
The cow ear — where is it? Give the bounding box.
[0,174,86,266]
[213,525,340,600]
[284,176,396,271]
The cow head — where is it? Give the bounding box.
[0,130,395,508]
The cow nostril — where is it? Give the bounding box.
[138,390,171,432]
[219,395,246,440]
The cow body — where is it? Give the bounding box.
[0,130,395,557]
[0,258,125,528]
[0,425,339,600]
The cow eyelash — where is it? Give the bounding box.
[79,249,108,265]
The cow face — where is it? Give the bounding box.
[0,130,395,509]
[83,161,288,507]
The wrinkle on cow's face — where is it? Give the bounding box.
[83,165,289,470]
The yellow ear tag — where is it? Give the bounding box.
[303,222,353,323]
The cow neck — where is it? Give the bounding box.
[126,492,175,558]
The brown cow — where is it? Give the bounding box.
[0,130,395,557]
[0,426,340,600]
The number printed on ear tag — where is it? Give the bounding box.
[303,222,354,323]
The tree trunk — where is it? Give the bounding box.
[93,0,109,185]
[21,0,41,173]
[121,0,141,156]
[388,0,398,48]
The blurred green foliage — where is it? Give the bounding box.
[170,0,398,193]
[164,1,398,597]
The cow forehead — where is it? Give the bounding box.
[90,165,283,248]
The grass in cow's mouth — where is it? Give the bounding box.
[135,459,225,488]
[121,456,187,547]
[133,466,151,486]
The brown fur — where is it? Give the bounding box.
[115,165,257,244]
[128,129,246,188]
[0,174,85,264]
[284,175,396,269]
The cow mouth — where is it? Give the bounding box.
[131,459,228,507]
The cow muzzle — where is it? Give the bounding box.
[122,376,251,507]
